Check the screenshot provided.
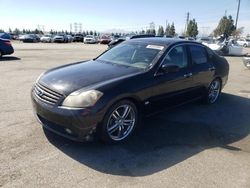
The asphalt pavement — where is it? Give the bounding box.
[0,42,250,188]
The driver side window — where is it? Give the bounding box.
[162,45,188,68]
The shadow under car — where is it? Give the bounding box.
[43,93,250,177]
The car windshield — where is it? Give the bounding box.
[97,42,165,69]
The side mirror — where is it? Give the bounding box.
[160,64,180,73]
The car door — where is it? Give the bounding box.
[188,44,215,96]
[148,44,195,112]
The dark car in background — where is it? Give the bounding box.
[99,35,112,44]
[23,34,40,43]
[31,38,229,143]
[0,38,14,58]
[0,33,11,40]
[73,34,84,42]
[108,34,155,49]
[66,35,74,43]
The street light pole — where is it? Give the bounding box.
[235,0,241,29]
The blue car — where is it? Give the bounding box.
[0,38,14,58]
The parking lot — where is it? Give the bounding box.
[0,42,250,188]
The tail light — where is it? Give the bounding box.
[4,41,11,46]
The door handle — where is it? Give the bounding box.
[184,73,193,78]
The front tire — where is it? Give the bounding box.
[101,100,138,143]
[204,79,222,104]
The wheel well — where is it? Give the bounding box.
[114,97,142,113]
[214,77,223,91]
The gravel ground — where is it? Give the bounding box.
[0,42,250,188]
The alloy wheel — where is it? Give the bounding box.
[208,79,221,103]
[107,104,136,141]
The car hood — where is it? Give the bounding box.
[39,60,142,95]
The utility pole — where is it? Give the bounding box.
[184,12,190,35]
[235,0,241,29]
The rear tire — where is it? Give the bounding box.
[0,51,2,58]
[203,79,222,104]
[100,100,138,143]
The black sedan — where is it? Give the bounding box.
[0,38,14,58]
[73,34,84,42]
[31,38,229,143]
[23,34,40,43]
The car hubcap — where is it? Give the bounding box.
[107,104,136,141]
[208,80,221,103]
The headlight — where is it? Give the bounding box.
[62,90,103,108]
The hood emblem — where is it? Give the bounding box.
[37,89,44,97]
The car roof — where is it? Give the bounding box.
[129,37,200,46]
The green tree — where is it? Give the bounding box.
[232,27,244,37]
[13,28,21,35]
[90,31,93,35]
[34,29,40,34]
[0,29,4,33]
[214,15,236,37]
[8,28,12,33]
[146,29,151,34]
[157,25,164,36]
[186,19,199,37]
[169,22,175,37]
[151,29,156,35]
[141,30,145,34]
[165,24,171,36]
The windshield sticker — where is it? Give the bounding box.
[146,45,164,51]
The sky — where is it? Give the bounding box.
[0,0,250,36]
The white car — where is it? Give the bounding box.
[84,35,97,44]
[205,39,245,56]
[237,38,250,47]
[40,34,53,43]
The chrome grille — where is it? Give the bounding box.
[34,83,63,105]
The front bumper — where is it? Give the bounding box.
[31,89,101,141]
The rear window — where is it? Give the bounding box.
[189,45,208,64]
